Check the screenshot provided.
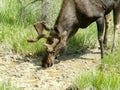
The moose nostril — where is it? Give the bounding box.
[55,56,58,59]
[42,64,48,68]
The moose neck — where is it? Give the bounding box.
[54,0,80,39]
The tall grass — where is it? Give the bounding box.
[101,51,120,73]
[0,23,97,55]
[0,80,17,90]
[73,71,120,90]
[68,23,97,53]
[0,24,46,55]
[0,0,20,25]
[0,0,61,55]
[0,0,62,26]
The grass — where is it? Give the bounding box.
[73,71,120,90]
[71,48,120,90]
[0,0,20,25]
[0,80,17,90]
[68,23,97,53]
[101,51,120,73]
[0,22,97,55]
[0,0,63,55]
[0,24,46,55]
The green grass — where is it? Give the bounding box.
[68,23,97,53]
[71,49,120,90]
[101,51,120,73]
[0,24,46,55]
[73,71,120,90]
[0,80,17,90]
[0,22,97,55]
[0,0,63,55]
[0,0,20,25]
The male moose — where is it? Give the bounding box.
[28,0,120,67]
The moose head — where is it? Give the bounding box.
[27,22,67,67]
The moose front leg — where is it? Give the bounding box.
[96,17,105,58]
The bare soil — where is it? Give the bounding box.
[0,44,101,90]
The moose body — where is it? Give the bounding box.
[28,0,120,67]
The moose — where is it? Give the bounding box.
[28,0,120,67]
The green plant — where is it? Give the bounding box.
[0,80,17,90]
[101,51,120,73]
[68,23,97,54]
[0,25,46,55]
[0,0,62,55]
[73,71,120,90]
[0,0,20,25]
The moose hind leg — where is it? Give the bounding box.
[111,6,120,52]
[103,14,111,48]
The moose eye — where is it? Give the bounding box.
[48,51,55,55]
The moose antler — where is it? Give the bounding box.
[44,31,67,52]
[27,21,52,43]
[44,38,59,52]
[52,31,68,52]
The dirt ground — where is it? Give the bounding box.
[0,44,101,90]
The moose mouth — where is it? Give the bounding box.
[41,51,56,67]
